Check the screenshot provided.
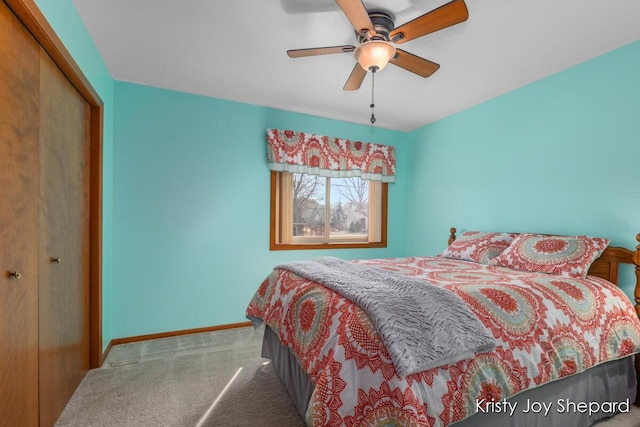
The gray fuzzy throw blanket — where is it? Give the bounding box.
[276,257,495,376]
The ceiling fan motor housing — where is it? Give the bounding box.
[357,10,395,43]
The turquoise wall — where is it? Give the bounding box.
[406,40,640,299]
[35,0,640,341]
[35,0,115,350]
[112,82,410,338]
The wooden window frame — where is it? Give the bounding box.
[270,171,388,250]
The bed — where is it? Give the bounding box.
[246,228,640,427]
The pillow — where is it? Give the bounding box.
[489,233,610,277]
[440,231,515,264]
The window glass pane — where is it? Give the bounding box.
[271,171,386,249]
[292,173,325,237]
[330,177,369,239]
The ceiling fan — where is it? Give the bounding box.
[287,0,469,91]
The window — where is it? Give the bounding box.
[270,171,387,250]
[266,128,395,250]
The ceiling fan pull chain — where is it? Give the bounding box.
[370,70,376,124]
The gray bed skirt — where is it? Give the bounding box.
[262,326,637,427]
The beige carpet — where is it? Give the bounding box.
[56,326,640,426]
[55,326,305,426]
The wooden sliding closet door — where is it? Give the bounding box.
[0,3,41,427]
[1,1,102,424]
[38,50,92,426]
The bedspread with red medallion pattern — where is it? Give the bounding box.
[245,257,640,427]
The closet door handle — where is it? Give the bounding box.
[9,270,22,280]
[52,257,62,264]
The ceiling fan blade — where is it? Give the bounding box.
[389,0,468,44]
[390,49,440,78]
[335,0,376,37]
[287,45,355,58]
[343,63,367,91]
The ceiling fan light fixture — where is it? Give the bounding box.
[354,40,396,72]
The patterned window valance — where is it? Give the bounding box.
[266,128,396,183]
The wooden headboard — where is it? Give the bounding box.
[448,227,640,317]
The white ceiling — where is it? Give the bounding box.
[72,0,640,132]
